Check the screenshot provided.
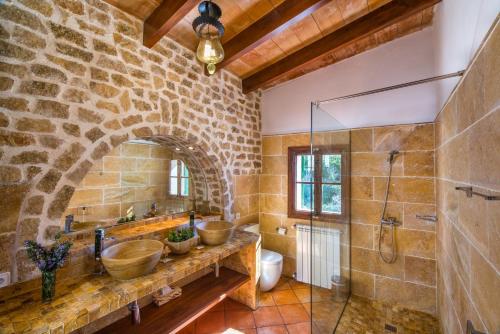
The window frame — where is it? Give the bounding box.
[287,145,349,222]
[169,159,190,197]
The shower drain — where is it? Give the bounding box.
[384,323,398,332]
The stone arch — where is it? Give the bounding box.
[11,122,234,282]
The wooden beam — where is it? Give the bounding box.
[219,0,330,68]
[242,0,441,93]
[143,0,198,48]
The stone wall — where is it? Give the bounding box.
[0,0,261,283]
[435,20,499,334]
[261,124,437,315]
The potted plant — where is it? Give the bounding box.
[24,233,72,303]
[164,228,198,255]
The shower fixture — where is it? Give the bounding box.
[378,150,401,264]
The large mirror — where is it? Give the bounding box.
[62,139,209,232]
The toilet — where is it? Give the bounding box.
[244,224,283,292]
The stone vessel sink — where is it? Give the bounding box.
[101,239,164,280]
[196,221,234,246]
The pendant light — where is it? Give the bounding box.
[192,1,225,75]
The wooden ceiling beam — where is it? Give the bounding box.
[242,0,441,93]
[143,0,199,48]
[219,0,330,68]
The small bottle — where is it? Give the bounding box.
[189,211,195,229]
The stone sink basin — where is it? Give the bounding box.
[196,221,234,246]
[101,239,164,280]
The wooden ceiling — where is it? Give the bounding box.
[104,0,439,92]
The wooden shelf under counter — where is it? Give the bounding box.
[96,267,249,334]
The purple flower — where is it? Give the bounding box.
[24,238,73,272]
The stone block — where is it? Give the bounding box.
[0,166,21,183]
[18,0,53,17]
[0,182,29,233]
[85,127,105,143]
[0,77,14,91]
[34,99,69,119]
[10,151,48,164]
[36,169,62,194]
[62,123,81,137]
[12,26,46,49]
[15,117,55,133]
[24,195,44,215]
[78,107,104,124]
[54,143,86,171]
[46,54,86,76]
[56,43,93,62]
[0,40,35,61]
[19,80,60,97]
[48,185,75,219]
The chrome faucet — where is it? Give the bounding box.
[64,214,74,234]
[94,228,114,275]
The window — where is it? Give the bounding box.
[169,160,189,196]
[288,146,346,221]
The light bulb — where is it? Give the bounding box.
[196,34,224,72]
[207,63,216,75]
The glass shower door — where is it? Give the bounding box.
[308,102,351,333]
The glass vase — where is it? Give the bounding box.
[41,270,56,303]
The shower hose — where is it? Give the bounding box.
[378,155,398,264]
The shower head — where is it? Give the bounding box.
[388,150,399,163]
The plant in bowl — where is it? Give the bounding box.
[164,228,198,254]
[24,233,72,303]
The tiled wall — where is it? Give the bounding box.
[65,142,194,223]
[435,21,499,334]
[260,125,437,314]
[350,124,436,315]
[259,131,351,278]
[233,174,259,226]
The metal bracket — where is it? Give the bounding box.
[467,320,486,334]
[456,186,500,201]
[128,300,140,325]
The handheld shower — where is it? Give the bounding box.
[387,150,399,163]
[378,150,401,264]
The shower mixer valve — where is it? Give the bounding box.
[380,217,401,226]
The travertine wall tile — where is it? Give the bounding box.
[261,123,437,313]
[435,20,499,334]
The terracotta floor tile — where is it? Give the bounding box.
[259,292,275,307]
[233,329,257,334]
[272,278,291,291]
[253,306,284,327]
[209,301,225,313]
[225,298,252,311]
[289,279,309,290]
[195,310,225,334]
[256,325,288,334]
[277,304,310,324]
[292,289,311,303]
[286,322,312,334]
[271,290,300,305]
[225,310,255,329]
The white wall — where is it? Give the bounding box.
[261,0,500,135]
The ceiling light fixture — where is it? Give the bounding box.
[175,147,181,151]
[192,1,224,75]
[188,146,194,150]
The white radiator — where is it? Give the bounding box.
[296,224,341,289]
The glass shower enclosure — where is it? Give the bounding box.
[302,102,351,333]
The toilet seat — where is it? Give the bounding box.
[261,249,282,265]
